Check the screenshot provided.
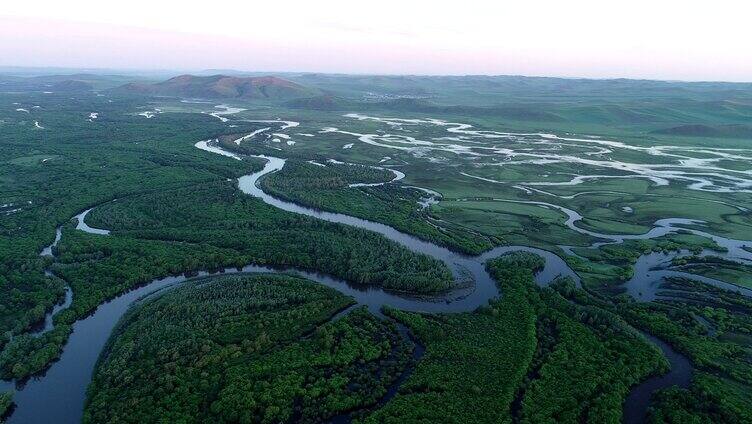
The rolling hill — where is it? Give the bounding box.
[0,74,96,92]
[652,123,752,138]
[115,74,320,100]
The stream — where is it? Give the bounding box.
[4,117,752,423]
[622,334,693,424]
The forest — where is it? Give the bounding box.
[0,94,450,381]
[84,179,452,293]
[361,252,668,423]
[259,159,494,254]
[0,93,252,351]
[552,276,752,422]
[83,274,414,423]
[81,251,732,423]
[0,391,12,420]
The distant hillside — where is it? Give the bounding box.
[652,124,752,139]
[115,74,320,100]
[369,98,563,121]
[285,95,349,110]
[48,80,94,91]
[0,75,95,92]
[286,96,563,121]
[286,73,752,105]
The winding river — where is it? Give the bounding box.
[4,114,751,423]
[0,152,578,424]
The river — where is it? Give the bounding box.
[5,115,751,423]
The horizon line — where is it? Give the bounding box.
[1,64,752,85]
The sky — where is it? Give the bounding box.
[1,0,751,81]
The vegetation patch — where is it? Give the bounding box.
[84,274,414,423]
[361,252,665,423]
[0,391,13,422]
[261,159,492,254]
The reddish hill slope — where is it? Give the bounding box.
[116,74,319,99]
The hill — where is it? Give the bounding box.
[48,80,94,92]
[653,124,752,138]
[285,95,564,121]
[116,74,319,100]
[0,75,96,92]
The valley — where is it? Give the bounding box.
[0,73,751,423]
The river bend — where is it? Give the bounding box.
[5,114,751,423]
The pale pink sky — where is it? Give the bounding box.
[2,0,751,81]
